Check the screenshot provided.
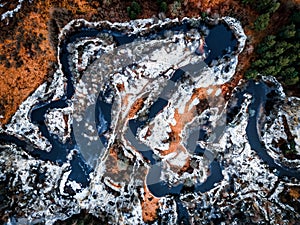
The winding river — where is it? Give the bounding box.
[0,18,299,224]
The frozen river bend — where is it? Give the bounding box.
[0,17,300,224]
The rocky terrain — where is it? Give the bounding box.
[0,15,299,224]
[1,0,298,125]
[0,0,299,225]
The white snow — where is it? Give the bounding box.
[3,15,300,225]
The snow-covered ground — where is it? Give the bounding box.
[0,17,299,225]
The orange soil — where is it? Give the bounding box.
[0,0,127,125]
[0,0,296,126]
[289,186,300,199]
[162,87,217,174]
[0,10,56,124]
[105,144,157,221]
[1,0,299,223]
[164,108,193,156]
[128,97,144,119]
[142,183,160,223]
[165,87,215,156]
[125,88,214,219]
[104,147,121,175]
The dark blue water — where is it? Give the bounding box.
[0,20,239,196]
[28,99,92,185]
[147,163,184,197]
[195,160,223,192]
[1,20,299,223]
[175,197,191,225]
[125,122,156,165]
[96,101,112,134]
[204,23,237,64]
[170,68,185,82]
[149,98,169,119]
[24,29,137,186]
[129,119,145,135]
[0,29,117,187]
[245,81,300,179]
[1,20,275,202]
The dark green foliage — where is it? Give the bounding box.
[282,67,299,85]
[127,9,137,20]
[157,0,168,12]
[252,59,268,68]
[279,24,296,39]
[281,139,297,156]
[240,0,280,14]
[241,0,251,4]
[292,11,300,24]
[246,11,300,87]
[241,0,280,30]
[268,2,280,13]
[127,1,141,20]
[262,65,280,76]
[245,69,259,79]
[201,12,207,19]
[160,1,168,12]
[256,35,276,54]
[277,56,291,68]
[131,1,141,13]
[254,13,270,31]
[257,0,280,14]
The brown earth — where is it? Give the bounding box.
[0,0,299,223]
[279,185,300,215]
[128,97,144,119]
[289,186,300,199]
[142,183,160,222]
[0,0,298,125]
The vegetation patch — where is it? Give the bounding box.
[157,0,168,12]
[246,11,300,87]
[127,1,142,20]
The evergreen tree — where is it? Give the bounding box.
[254,13,270,31]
